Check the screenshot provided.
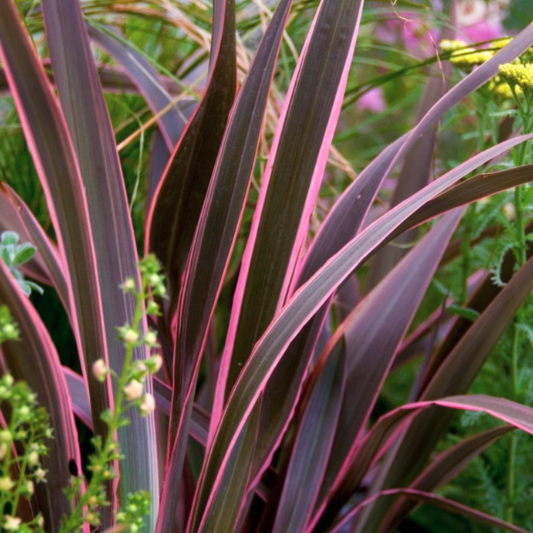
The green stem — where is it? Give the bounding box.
[514,185,527,266]
[11,425,35,515]
[505,110,532,525]
[0,411,17,522]
[60,281,146,532]
[460,106,488,304]
[506,322,520,524]
[460,205,475,304]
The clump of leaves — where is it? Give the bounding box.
[0,308,51,533]
[60,257,163,533]
[0,232,42,297]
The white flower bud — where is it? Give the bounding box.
[135,362,148,375]
[121,277,136,292]
[2,324,15,337]
[144,330,158,347]
[503,202,516,220]
[17,405,30,418]
[124,380,144,401]
[148,274,161,286]
[139,393,156,417]
[124,328,140,344]
[148,355,163,374]
[3,515,21,530]
[0,477,15,491]
[0,429,12,443]
[92,359,109,382]
[24,480,34,495]
[27,450,39,466]
[84,512,99,526]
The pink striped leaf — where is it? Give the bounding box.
[366,75,448,290]
[404,164,533,230]
[270,341,346,533]
[298,19,533,290]
[0,260,80,531]
[0,0,112,445]
[0,184,52,288]
[249,23,533,480]
[330,488,529,533]
[379,425,512,532]
[0,183,69,312]
[327,397,533,532]
[87,23,191,150]
[251,149,533,495]
[146,131,172,214]
[421,216,533,388]
[192,405,261,533]
[246,133,407,484]
[309,209,462,528]
[145,0,237,318]
[156,0,294,528]
[212,24,533,468]
[354,246,533,532]
[365,5,456,289]
[0,63,181,96]
[63,370,211,448]
[214,0,365,415]
[62,367,93,430]
[327,394,533,533]
[41,0,159,518]
[193,133,533,531]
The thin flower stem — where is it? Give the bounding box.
[505,108,532,524]
[60,281,147,532]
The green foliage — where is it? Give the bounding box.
[0,232,42,297]
[59,257,163,533]
[0,370,52,533]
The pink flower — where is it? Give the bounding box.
[375,12,438,56]
[457,0,505,43]
[460,20,504,43]
[357,87,385,113]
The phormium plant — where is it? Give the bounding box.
[1,0,533,531]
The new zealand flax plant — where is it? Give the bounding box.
[2,0,533,531]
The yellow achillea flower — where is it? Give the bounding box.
[493,82,516,100]
[491,37,513,50]
[499,63,533,96]
[488,74,521,102]
[439,39,467,51]
[450,49,493,69]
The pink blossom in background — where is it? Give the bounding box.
[375,11,438,56]
[357,87,385,113]
[375,0,508,56]
[460,21,503,43]
[457,0,506,43]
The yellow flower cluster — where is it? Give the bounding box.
[452,50,494,68]
[439,39,468,52]
[489,74,522,101]
[440,39,493,70]
[499,63,533,96]
[439,37,533,103]
[491,37,513,51]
